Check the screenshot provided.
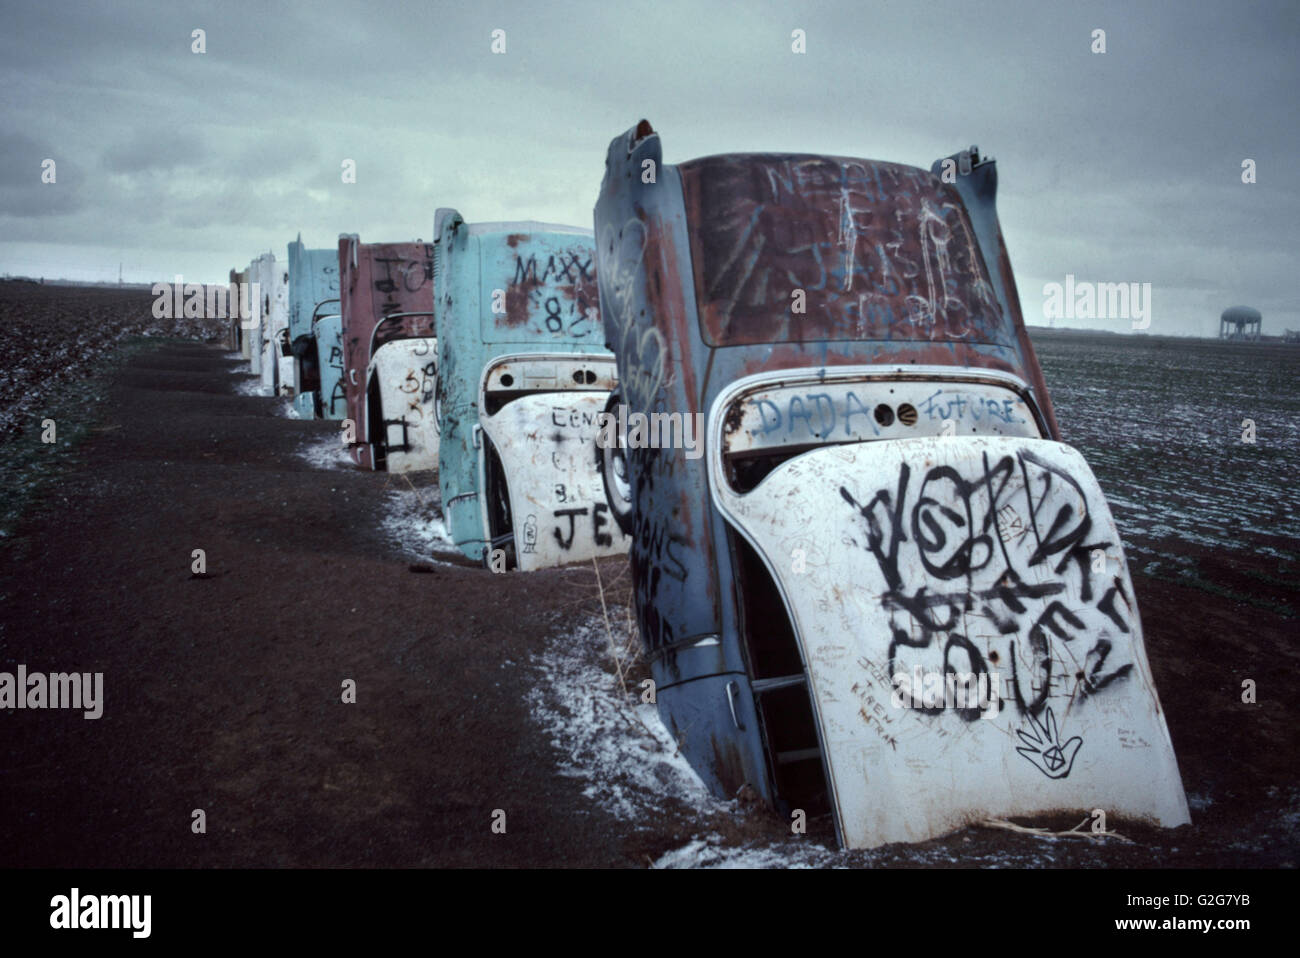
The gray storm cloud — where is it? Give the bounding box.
[0,0,1295,336]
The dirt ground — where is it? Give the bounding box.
[0,284,1295,868]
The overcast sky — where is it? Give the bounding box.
[1,0,1295,335]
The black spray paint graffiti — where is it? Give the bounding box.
[397,359,437,422]
[841,448,1134,775]
[626,444,691,653]
[507,250,598,337]
[382,417,411,453]
[327,345,346,417]
[552,502,615,550]
[512,251,593,286]
[1015,707,1081,779]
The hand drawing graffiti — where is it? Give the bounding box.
[1015,707,1082,779]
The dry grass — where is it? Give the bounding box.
[978,817,1134,843]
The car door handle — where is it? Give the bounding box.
[726,680,745,731]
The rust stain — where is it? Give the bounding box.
[722,396,746,436]
[338,240,434,457]
[739,341,1022,380]
[709,733,748,797]
[503,278,538,327]
[679,154,1009,349]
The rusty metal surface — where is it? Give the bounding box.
[434,213,622,567]
[337,237,434,469]
[228,268,247,355]
[678,155,1007,348]
[372,311,435,351]
[594,120,1182,845]
[245,254,267,378]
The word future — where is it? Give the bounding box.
[50,888,151,938]
[0,665,103,719]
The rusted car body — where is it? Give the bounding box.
[337,236,436,470]
[287,236,341,418]
[433,209,629,570]
[593,121,1189,849]
[247,252,289,394]
[245,255,265,379]
[313,309,345,421]
[226,268,245,354]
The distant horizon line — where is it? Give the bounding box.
[2,276,1290,342]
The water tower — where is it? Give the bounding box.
[1220,305,1262,341]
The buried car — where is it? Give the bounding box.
[313,306,346,421]
[227,266,260,357]
[337,235,437,471]
[593,120,1190,849]
[226,268,246,355]
[433,209,629,571]
[247,252,289,394]
[287,236,341,418]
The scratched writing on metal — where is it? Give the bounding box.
[597,218,666,409]
[678,155,1005,345]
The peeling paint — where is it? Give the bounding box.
[593,121,1188,848]
[287,238,341,418]
[337,237,435,470]
[434,211,627,570]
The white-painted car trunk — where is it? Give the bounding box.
[262,266,289,395]
[246,267,262,378]
[366,338,439,473]
[480,391,630,571]
[709,429,1190,849]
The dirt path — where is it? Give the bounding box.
[0,341,661,867]
[1,337,1295,868]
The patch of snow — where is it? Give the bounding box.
[525,618,724,826]
[380,487,459,562]
[233,377,271,397]
[653,835,842,869]
[297,433,351,470]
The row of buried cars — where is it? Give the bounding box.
[226,121,1190,850]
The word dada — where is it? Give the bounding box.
[50,888,151,939]
[596,405,705,460]
[1042,274,1152,329]
[891,667,1001,719]
[152,275,259,321]
[0,665,103,719]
